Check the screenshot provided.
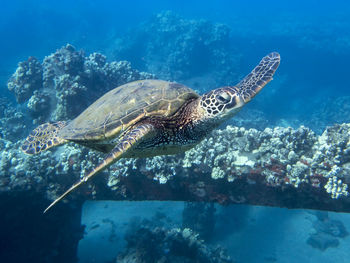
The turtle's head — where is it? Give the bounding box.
[198,87,246,122]
[198,52,280,124]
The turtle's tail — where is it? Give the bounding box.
[21,121,68,155]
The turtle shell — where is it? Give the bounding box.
[59,79,199,141]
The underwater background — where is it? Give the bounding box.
[1,0,350,262]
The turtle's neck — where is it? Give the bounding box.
[142,98,213,147]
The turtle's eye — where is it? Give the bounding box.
[216,92,231,104]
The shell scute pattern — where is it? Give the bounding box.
[58,79,199,141]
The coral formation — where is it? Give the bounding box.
[2,122,350,210]
[0,98,28,141]
[7,56,43,103]
[180,125,318,188]
[7,44,154,125]
[112,11,240,86]
[324,176,348,199]
[117,225,232,263]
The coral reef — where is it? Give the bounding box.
[0,98,28,141]
[112,11,240,86]
[117,225,232,263]
[2,122,350,211]
[7,44,154,125]
[181,125,318,188]
[0,136,107,203]
[7,56,43,103]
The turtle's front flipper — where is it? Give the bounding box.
[237,52,280,103]
[21,121,68,155]
[43,123,155,213]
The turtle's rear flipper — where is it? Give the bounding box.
[43,123,155,213]
[21,121,68,155]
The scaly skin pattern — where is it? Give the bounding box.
[21,121,68,154]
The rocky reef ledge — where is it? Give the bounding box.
[1,123,350,213]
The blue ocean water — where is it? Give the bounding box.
[1,0,350,262]
[1,0,350,124]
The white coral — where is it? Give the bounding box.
[324,176,349,199]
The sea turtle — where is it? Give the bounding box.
[22,52,280,212]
